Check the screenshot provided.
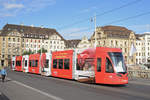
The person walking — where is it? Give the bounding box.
[1,66,7,82]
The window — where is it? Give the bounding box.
[104,41,105,45]
[125,41,127,46]
[8,37,11,41]
[53,59,57,68]
[29,60,38,67]
[76,59,80,70]
[29,60,32,67]
[16,61,21,66]
[76,58,95,71]
[45,59,49,68]
[106,58,114,73]
[13,61,15,66]
[58,59,63,69]
[116,41,118,46]
[125,48,127,53]
[64,59,70,69]
[13,38,15,42]
[25,60,27,67]
[111,40,113,45]
[35,60,38,67]
[1,60,4,66]
[3,37,5,41]
[97,58,101,72]
[18,38,20,42]
[8,55,11,59]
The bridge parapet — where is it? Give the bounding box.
[128,70,150,79]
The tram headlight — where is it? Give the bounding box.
[116,73,122,77]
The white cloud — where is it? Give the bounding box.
[0,0,56,17]
[3,3,24,9]
[25,0,56,12]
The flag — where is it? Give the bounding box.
[129,43,137,56]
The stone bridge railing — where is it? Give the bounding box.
[128,70,150,79]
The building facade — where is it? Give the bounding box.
[0,24,66,66]
[135,33,150,64]
[90,25,136,65]
[1,24,149,67]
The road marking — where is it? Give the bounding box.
[48,77,150,99]
[7,78,64,100]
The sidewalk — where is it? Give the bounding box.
[129,77,150,86]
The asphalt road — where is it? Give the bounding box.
[0,69,150,100]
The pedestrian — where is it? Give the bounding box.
[1,66,7,82]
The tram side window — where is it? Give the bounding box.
[53,59,57,69]
[29,60,32,67]
[35,60,38,67]
[106,58,114,73]
[13,61,15,66]
[32,60,35,67]
[76,58,95,71]
[25,60,27,67]
[16,61,21,66]
[64,59,70,69]
[76,59,82,70]
[45,59,49,68]
[97,58,101,72]
[58,59,63,69]
[31,60,35,67]
[29,60,38,67]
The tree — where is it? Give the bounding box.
[22,49,34,55]
[37,48,47,53]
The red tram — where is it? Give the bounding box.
[15,56,22,71]
[12,47,128,85]
[79,47,128,84]
[28,53,41,74]
[51,50,74,79]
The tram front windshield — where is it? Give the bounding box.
[108,52,127,74]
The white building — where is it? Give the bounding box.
[135,32,150,64]
[0,24,66,66]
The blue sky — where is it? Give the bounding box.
[0,0,150,39]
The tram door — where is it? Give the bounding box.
[103,56,115,84]
[11,57,16,70]
[95,55,105,84]
[41,53,52,76]
[22,55,29,73]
